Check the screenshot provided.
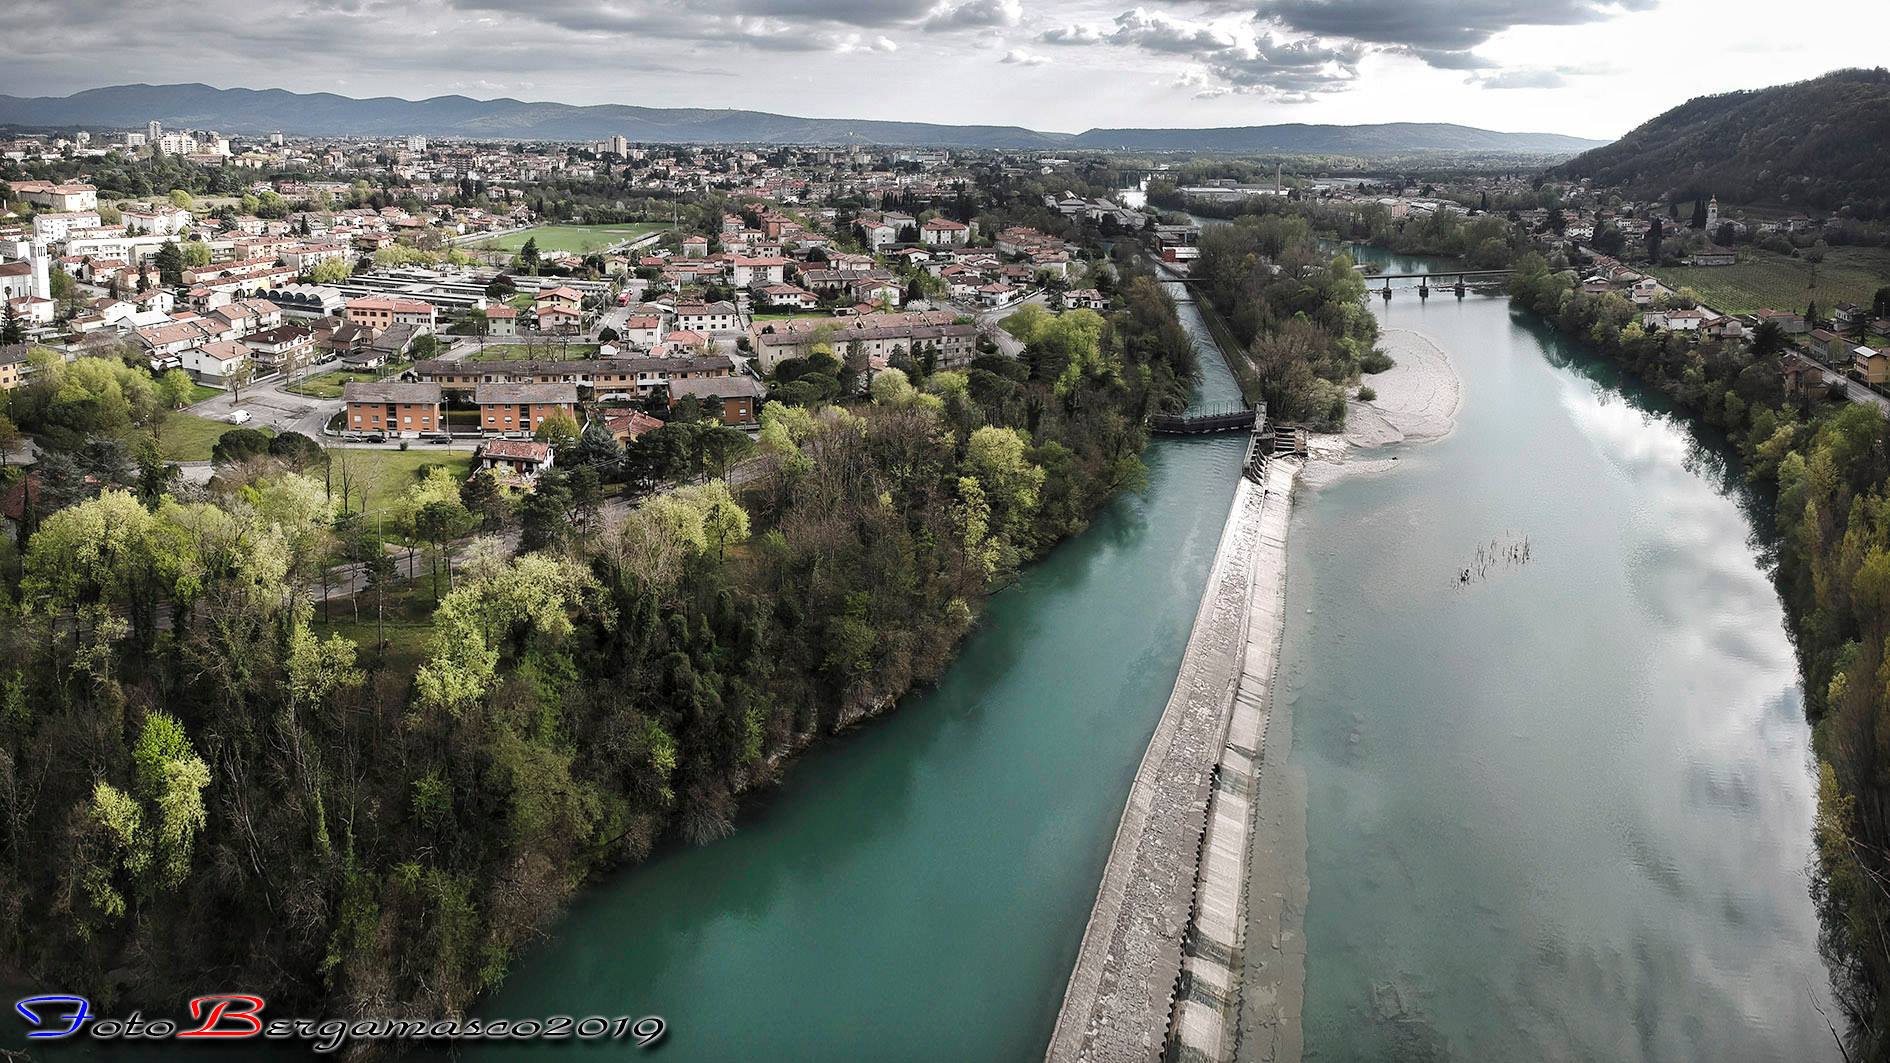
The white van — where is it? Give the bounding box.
[226,409,252,425]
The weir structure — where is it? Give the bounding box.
[1046,408,1298,1063]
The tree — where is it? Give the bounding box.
[533,409,581,451]
[0,302,21,345]
[211,427,270,465]
[225,358,254,405]
[1874,286,1890,322]
[181,241,212,268]
[1646,217,1663,262]
[307,258,352,284]
[0,413,21,467]
[460,469,512,531]
[414,498,473,598]
[518,237,542,275]
[1751,320,1785,357]
[153,241,184,286]
[155,368,195,411]
[1689,196,1707,229]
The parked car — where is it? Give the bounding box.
[226,410,252,424]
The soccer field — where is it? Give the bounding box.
[472,223,670,254]
[1648,246,1890,317]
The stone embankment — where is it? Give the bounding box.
[1046,456,1299,1063]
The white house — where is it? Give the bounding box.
[920,218,970,246]
[183,340,251,383]
[32,211,102,242]
[674,300,739,333]
[620,314,664,347]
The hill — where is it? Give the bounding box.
[0,83,1597,155]
[0,84,1068,149]
[1555,67,1890,219]
[1071,122,1601,155]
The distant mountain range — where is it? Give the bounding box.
[1072,122,1601,154]
[0,83,1605,155]
[1556,67,1890,216]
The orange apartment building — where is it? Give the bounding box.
[342,380,443,437]
[475,382,580,436]
[344,296,437,332]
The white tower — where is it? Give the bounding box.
[147,119,162,143]
[1706,195,1719,230]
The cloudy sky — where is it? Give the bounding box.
[0,0,1885,139]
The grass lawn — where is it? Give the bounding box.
[473,223,671,255]
[311,576,440,672]
[329,447,476,515]
[466,343,601,362]
[285,368,389,399]
[154,413,274,461]
[182,382,223,404]
[1648,246,1890,317]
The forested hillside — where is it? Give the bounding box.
[1556,68,1890,220]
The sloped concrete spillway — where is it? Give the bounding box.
[1046,454,1301,1063]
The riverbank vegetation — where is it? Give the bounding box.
[1185,214,1382,430]
[0,265,1197,1033]
[1507,254,1890,1053]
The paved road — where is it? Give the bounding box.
[973,289,1047,358]
[188,369,342,439]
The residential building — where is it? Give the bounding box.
[345,296,437,332]
[1857,346,1890,386]
[619,314,664,347]
[342,380,443,437]
[536,305,582,334]
[1753,308,1808,335]
[475,439,555,483]
[920,218,970,246]
[476,382,580,436]
[0,344,27,390]
[183,340,250,384]
[667,374,764,426]
[674,300,739,333]
[534,286,582,312]
[485,305,519,336]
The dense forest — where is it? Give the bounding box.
[0,270,1196,1035]
[1506,255,1890,1057]
[1181,214,1382,431]
[1555,67,1890,221]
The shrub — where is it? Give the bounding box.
[1357,386,1377,402]
[1359,350,1395,374]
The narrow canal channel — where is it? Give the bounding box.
[1261,246,1838,1062]
[452,283,1250,1061]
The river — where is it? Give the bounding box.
[20,242,1836,1062]
[441,282,1250,1061]
[1262,243,1838,1062]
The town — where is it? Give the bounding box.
[4,54,1890,1063]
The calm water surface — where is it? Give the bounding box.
[445,284,1247,1061]
[1276,246,1836,1061]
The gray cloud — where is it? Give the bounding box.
[1001,48,1052,65]
[1108,9,1237,53]
[1260,0,1657,65]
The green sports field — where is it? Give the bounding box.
[1648,246,1890,317]
[472,223,671,255]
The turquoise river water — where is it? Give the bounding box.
[20,247,1839,1062]
[1273,245,1836,1062]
